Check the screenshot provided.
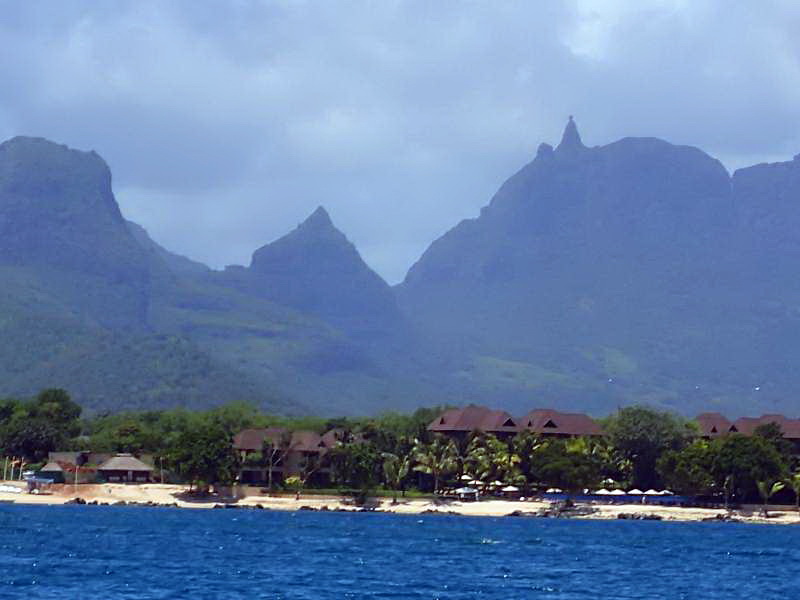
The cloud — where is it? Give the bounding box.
[1,1,799,282]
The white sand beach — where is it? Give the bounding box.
[2,481,799,525]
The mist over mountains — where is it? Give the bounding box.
[2,121,799,417]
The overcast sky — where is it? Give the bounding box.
[2,1,799,282]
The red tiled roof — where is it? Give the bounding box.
[520,409,603,436]
[427,405,519,435]
[696,412,732,436]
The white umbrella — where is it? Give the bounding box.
[602,478,615,485]
[491,480,504,487]
[661,490,675,495]
[545,487,563,493]
[608,489,626,495]
[460,474,472,481]
[469,479,483,486]
[594,489,612,495]
[501,485,519,492]
[455,486,478,494]
[643,489,661,495]
[627,489,644,495]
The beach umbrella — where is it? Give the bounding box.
[501,485,519,492]
[454,487,478,494]
[627,489,644,495]
[661,490,675,495]
[594,489,611,495]
[608,489,626,495]
[460,474,472,481]
[491,480,504,487]
[643,489,661,495]
[602,478,615,485]
[545,487,563,493]
[469,479,483,486]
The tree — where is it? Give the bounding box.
[382,452,411,502]
[465,434,521,486]
[657,440,715,496]
[512,430,543,493]
[293,452,324,499]
[709,435,787,501]
[531,438,602,497]
[168,420,240,492]
[329,442,382,490]
[412,436,458,493]
[605,406,693,490]
[753,422,795,467]
[756,480,785,517]
[787,472,800,512]
[261,431,293,490]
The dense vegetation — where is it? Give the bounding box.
[3,391,799,509]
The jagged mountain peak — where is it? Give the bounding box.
[301,205,334,228]
[556,115,585,152]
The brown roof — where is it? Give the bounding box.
[730,414,800,438]
[41,461,96,474]
[289,431,329,453]
[233,428,289,451]
[519,409,603,436]
[427,405,519,435]
[97,454,152,473]
[695,412,732,437]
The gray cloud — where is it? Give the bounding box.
[1,0,799,282]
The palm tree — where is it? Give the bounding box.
[382,452,410,503]
[786,472,800,512]
[412,436,458,494]
[756,479,785,517]
[512,431,543,493]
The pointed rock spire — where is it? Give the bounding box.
[301,205,333,229]
[557,115,585,151]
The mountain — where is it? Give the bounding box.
[0,136,429,415]
[217,206,404,340]
[398,118,800,416]
[5,126,800,418]
[125,220,210,278]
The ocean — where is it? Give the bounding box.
[1,504,798,599]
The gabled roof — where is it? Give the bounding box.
[730,414,800,439]
[427,405,519,434]
[97,454,152,472]
[233,427,290,451]
[520,409,603,436]
[696,412,732,436]
[289,431,329,453]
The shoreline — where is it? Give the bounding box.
[2,481,798,525]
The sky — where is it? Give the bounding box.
[1,1,799,283]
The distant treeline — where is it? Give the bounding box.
[2,389,800,509]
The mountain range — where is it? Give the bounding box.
[1,120,799,417]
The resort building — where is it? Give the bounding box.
[427,406,800,450]
[696,412,800,448]
[426,405,519,439]
[695,412,733,437]
[234,427,335,485]
[39,451,156,484]
[426,405,601,438]
[518,409,603,437]
[96,454,154,483]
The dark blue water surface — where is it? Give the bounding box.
[1,504,799,599]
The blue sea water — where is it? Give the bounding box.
[1,505,799,599]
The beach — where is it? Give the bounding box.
[1,480,798,525]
